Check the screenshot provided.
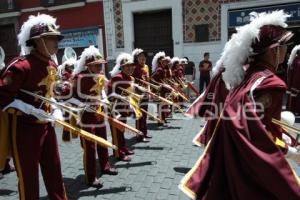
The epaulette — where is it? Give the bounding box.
[0,56,27,76]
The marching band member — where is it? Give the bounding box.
[132,48,151,142]
[151,52,171,125]
[57,57,77,142]
[287,45,300,115]
[72,45,118,188]
[180,10,300,199]
[0,14,67,199]
[108,53,135,161]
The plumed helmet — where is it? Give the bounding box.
[18,14,63,55]
[288,45,300,67]
[110,52,134,77]
[74,45,106,75]
[132,48,147,62]
[221,10,293,89]
[152,51,166,72]
[171,57,180,66]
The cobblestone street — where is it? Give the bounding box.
[1,111,300,200]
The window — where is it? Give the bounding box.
[195,24,209,42]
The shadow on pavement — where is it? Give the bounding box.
[173,167,191,174]
[146,123,181,130]
[0,189,17,196]
[132,146,165,150]
[114,161,156,169]
[63,175,131,199]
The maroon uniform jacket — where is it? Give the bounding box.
[107,71,132,117]
[73,70,104,125]
[0,52,56,117]
[181,63,300,199]
[132,63,148,94]
[152,65,171,96]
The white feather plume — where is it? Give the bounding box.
[180,58,188,64]
[132,48,143,58]
[288,45,300,68]
[212,55,225,77]
[152,51,165,72]
[58,58,77,77]
[74,45,102,75]
[0,46,5,70]
[221,10,290,89]
[171,57,180,66]
[110,53,133,77]
[17,14,59,55]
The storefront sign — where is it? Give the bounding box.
[228,3,300,28]
[58,27,99,49]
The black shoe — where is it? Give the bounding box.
[141,138,150,143]
[2,164,15,175]
[137,136,150,143]
[145,135,152,139]
[88,178,103,188]
[102,167,118,175]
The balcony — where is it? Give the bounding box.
[41,0,85,7]
[0,0,18,13]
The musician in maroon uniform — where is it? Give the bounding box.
[72,46,118,188]
[0,14,67,199]
[132,48,151,142]
[151,52,171,125]
[57,58,77,142]
[180,11,300,199]
[287,45,300,115]
[107,53,135,161]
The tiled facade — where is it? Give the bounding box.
[112,0,241,47]
[183,0,240,42]
[113,0,124,48]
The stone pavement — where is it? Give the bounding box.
[1,110,300,200]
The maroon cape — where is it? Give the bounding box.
[181,65,300,199]
[287,57,300,113]
[187,67,228,146]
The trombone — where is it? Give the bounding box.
[132,83,185,114]
[118,87,164,124]
[20,89,117,149]
[151,78,189,102]
[272,118,300,135]
[21,89,143,137]
[137,78,161,91]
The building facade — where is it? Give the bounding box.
[0,0,299,77]
[0,0,106,64]
[104,0,300,77]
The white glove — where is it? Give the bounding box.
[282,133,292,145]
[66,97,85,107]
[3,99,53,123]
[287,146,299,156]
[50,97,64,121]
